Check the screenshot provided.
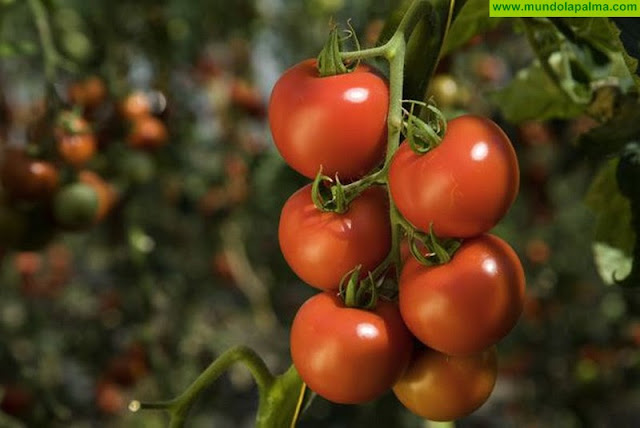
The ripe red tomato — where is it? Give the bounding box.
[128,115,168,149]
[393,346,497,421]
[389,115,519,238]
[1,148,59,200]
[120,91,152,120]
[279,184,390,290]
[269,59,388,180]
[68,76,107,109]
[290,292,413,404]
[95,380,125,414]
[57,134,97,167]
[399,234,525,356]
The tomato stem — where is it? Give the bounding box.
[27,0,77,86]
[131,346,275,428]
[326,0,454,283]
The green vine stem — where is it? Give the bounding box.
[27,0,76,85]
[335,0,455,283]
[131,346,276,427]
[519,18,588,105]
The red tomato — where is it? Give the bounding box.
[128,115,168,149]
[393,346,497,421]
[95,380,125,414]
[389,115,519,238]
[399,234,525,356]
[0,148,59,200]
[279,184,390,290]
[269,59,388,180]
[57,134,97,167]
[120,91,151,120]
[68,76,107,109]
[290,292,413,404]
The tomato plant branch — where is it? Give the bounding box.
[221,221,279,332]
[27,0,76,89]
[520,18,586,106]
[131,346,275,428]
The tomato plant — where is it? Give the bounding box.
[389,115,519,238]
[5,0,639,426]
[290,292,413,404]
[392,346,498,421]
[399,233,526,356]
[268,59,389,180]
[278,184,390,290]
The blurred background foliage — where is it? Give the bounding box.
[1,0,640,427]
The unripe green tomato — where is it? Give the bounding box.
[120,152,155,185]
[0,204,26,248]
[53,182,99,230]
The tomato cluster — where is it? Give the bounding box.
[0,77,168,253]
[270,58,525,420]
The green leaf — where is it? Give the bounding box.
[584,158,635,257]
[441,0,502,56]
[579,94,640,160]
[0,41,38,57]
[558,18,639,90]
[592,242,632,285]
[488,62,584,123]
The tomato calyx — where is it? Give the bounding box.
[56,110,92,136]
[402,101,447,154]
[316,22,360,77]
[392,203,461,266]
[338,265,379,309]
[311,166,387,214]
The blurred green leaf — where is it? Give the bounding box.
[489,62,584,123]
[584,158,635,256]
[0,41,38,57]
[441,0,502,56]
[559,17,639,90]
[579,94,640,160]
[592,242,632,285]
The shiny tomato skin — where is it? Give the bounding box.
[389,115,519,238]
[399,234,525,356]
[279,184,390,290]
[393,346,498,421]
[269,59,388,180]
[290,292,413,404]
